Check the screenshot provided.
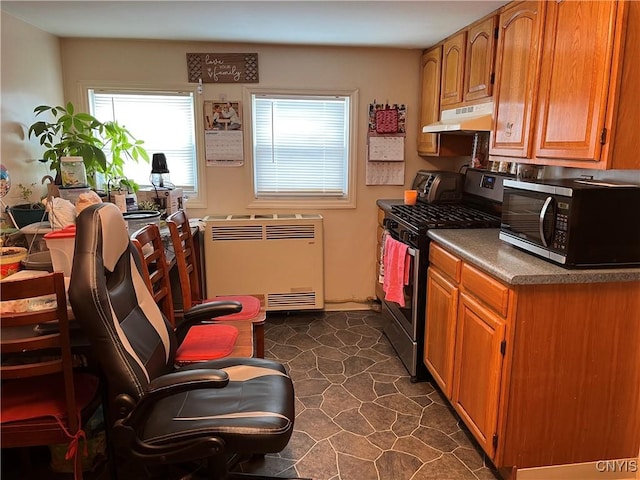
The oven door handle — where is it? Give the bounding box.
[406,247,416,257]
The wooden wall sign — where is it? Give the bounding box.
[187,53,259,83]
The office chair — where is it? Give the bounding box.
[166,210,266,357]
[68,203,298,479]
[131,222,254,362]
[0,272,100,480]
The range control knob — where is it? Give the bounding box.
[383,219,398,229]
[400,231,417,244]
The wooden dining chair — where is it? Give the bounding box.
[166,209,267,357]
[0,272,100,480]
[131,223,254,362]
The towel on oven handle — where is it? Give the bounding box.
[382,234,410,307]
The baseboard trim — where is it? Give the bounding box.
[322,301,376,312]
[516,458,638,480]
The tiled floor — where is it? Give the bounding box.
[236,310,501,480]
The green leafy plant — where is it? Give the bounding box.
[28,103,106,180]
[16,183,44,208]
[137,199,165,217]
[28,102,149,192]
[8,183,47,228]
[97,120,149,193]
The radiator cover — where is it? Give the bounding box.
[203,214,324,311]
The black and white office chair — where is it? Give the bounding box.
[68,203,299,479]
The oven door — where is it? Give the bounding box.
[383,244,418,339]
[381,242,422,378]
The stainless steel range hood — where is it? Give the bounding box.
[423,101,493,133]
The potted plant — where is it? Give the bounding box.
[8,182,48,228]
[95,120,149,196]
[28,102,149,193]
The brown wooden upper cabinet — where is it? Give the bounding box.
[417,47,443,155]
[534,0,637,169]
[441,15,497,108]
[417,14,497,157]
[441,32,467,107]
[491,0,640,170]
[490,1,545,158]
[464,15,498,102]
[418,45,474,157]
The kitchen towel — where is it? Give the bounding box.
[383,234,409,307]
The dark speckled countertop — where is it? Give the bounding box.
[427,229,640,285]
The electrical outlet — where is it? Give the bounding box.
[219,93,227,102]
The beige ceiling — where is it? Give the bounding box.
[1,1,508,50]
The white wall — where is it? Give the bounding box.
[0,12,64,206]
[58,38,459,307]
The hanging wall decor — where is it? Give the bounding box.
[187,53,259,83]
[366,101,407,185]
[203,101,244,166]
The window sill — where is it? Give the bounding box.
[248,197,356,210]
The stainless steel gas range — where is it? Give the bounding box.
[376,168,511,381]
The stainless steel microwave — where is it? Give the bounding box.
[499,178,640,268]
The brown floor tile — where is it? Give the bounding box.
[255,310,501,480]
[375,450,424,480]
[329,431,381,461]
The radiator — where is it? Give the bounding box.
[203,214,324,311]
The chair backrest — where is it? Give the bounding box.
[0,272,79,440]
[166,209,200,309]
[69,203,177,403]
[131,223,175,327]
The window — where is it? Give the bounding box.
[249,89,357,207]
[88,89,198,195]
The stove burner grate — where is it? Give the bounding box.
[391,203,500,229]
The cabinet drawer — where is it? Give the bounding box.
[461,263,509,317]
[429,244,462,283]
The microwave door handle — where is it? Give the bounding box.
[539,196,553,247]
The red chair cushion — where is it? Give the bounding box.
[1,373,99,423]
[176,324,239,362]
[205,295,261,321]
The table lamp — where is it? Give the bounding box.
[150,153,171,188]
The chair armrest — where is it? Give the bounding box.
[185,300,242,322]
[147,368,229,394]
[119,369,229,426]
[174,300,242,343]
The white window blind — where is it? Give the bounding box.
[252,94,349,197]
[88,90,197,192]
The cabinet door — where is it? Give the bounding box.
[441,32,466,107]
[534,0,617,162]
[452,292,505,458]
[491,1,545,158]
[418,47,442,155]
[464,15,497,102]
[424,268,458,398]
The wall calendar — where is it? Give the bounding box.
[203,100,244,166]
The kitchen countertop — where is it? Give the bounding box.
[427,228,640,285]
[376,198,404,210]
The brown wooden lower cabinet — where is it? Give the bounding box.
[425,242,640,471]
[452,292,506,459]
